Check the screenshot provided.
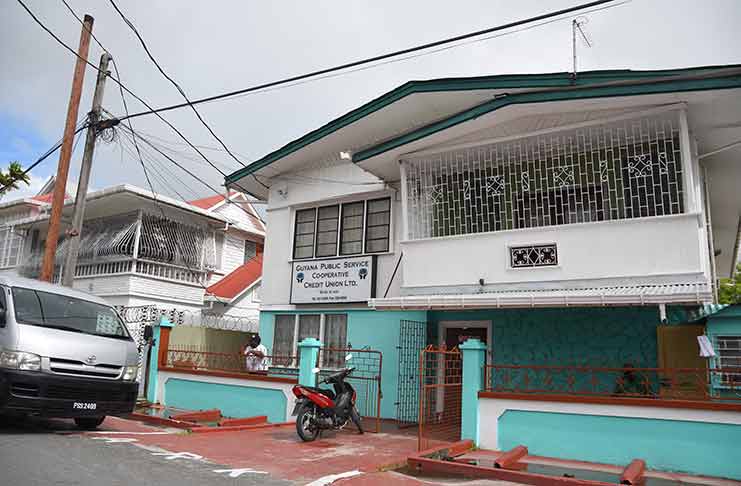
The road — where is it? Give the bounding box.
[0,415,291,486]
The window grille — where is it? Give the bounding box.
[716,335,741,386]
[404,112,685,240]
[510,243,558,268]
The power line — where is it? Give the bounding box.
[107,0,247,169]
[18,0,231,182]
[115,0,621,122]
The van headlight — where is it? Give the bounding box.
[122,365,138,381]
[0,350,41,371]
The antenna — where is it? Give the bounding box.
[572,16,592,80]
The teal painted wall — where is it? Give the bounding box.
[259,309,426,419]
[705,305,741,398]
[164,378,287,423]
[499,410,741,480]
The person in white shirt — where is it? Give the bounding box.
[243,334,268,372]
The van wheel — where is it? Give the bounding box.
[75,416,105,430]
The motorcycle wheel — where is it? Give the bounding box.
[350,407,364,434]
[296,405,320,442]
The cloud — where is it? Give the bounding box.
[1,0,740,202]
[0,172,48,202]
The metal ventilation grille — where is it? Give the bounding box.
[404,111,685,240]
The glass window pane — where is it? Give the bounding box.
[273,315,295,365]
[11,287,44,325]
[298,314,321,341]
[365,198,390,254]
[315,206,339,258]
[293,209,316,259]
[324,314,347,368]
[340,202,364,256]
[244,240,257,263]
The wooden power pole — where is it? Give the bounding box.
[61,52,111,287]
[40,15,94,282]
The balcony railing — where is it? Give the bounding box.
[483,364,741,403]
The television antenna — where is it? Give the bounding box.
[572,16,593,80]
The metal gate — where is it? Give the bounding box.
[317,347,382,433]
[418,345,462,451]
[396,319,427,427]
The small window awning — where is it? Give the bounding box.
[369,283,712,310]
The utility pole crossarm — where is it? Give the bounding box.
[61,52,112,287]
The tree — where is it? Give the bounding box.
[719,263,741,304]
[0,161,30,195]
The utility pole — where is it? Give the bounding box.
[62,52,111,287]
[40,15,94,282]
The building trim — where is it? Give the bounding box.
[224,66,741,183]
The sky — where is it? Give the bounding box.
[1,0,740,203]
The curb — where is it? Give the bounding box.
[189,421,294,434]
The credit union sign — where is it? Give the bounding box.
[290,255,376,304]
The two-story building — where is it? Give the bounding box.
[224,64,741,478]
[0,182,265,353]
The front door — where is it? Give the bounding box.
[657,325,707,399]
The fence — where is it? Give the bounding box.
[483,364,741,402]
[418,345,462,451]
[165,346,299,379]
[317,347,383,433]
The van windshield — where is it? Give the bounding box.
[11,287,131,340]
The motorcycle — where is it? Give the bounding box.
[291,354,364,441]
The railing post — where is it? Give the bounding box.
[297,338,322,387]
[460,338,487,445]
[146,316,174,404]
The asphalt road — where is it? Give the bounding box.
[0,415,292,486]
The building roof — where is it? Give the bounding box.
[205,254,263,302]
[225,64,741,199]
[188,194,226,210]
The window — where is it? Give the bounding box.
[250,283,260,302]
[716,335,741,386]
[271,313,348,367]
[315,206,339,257]
[244,240,257,263]
[11,287,130,339]
[340,201,364,255]
[293,208,316,259]
[0,226,24,268]
[292,197,391,259]
[404,111,685,239]
[365,198,391,253]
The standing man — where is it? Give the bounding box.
[243,334,268,372]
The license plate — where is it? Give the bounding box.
[72,402,97,411]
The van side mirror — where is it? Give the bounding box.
[143,325,154,343]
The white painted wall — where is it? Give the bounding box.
[222,233,246,275]
[478,396,741,451]
[401,213,707,292]
[261,161,402,307]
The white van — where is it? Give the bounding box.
[0,275,140,429]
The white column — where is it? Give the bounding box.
[678,109,697,214]
[399,159,410,241]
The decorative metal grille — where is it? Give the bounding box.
[510,243,558,268]
[396,319,427,427]
[404,111,685,240]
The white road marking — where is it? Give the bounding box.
[91,437,139,444]
[151,451,203,461]
[213,468,269,478]
[305,470,363,486]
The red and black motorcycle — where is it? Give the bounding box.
[291,360,363,441]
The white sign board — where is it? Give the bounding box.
[290,256,375,304]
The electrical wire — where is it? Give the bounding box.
[17,0,231,182]
[107,0,247,169]
[114,0,622,121]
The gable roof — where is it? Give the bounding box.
[205,254,263,302]
[225,64,741,189]
[188,194,225,210]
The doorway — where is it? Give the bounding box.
[439,320,491,359]
[657,324,707,399]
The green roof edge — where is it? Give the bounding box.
[354,73,741,162]
[225,65,741,184]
